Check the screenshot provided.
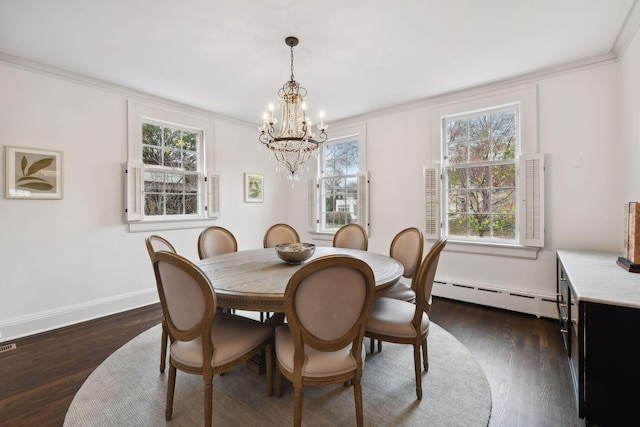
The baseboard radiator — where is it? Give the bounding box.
[432,280,558,319]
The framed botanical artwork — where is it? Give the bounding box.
[244,173,264,203]
[5,146,63,199]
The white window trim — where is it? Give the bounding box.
[309,122,368,238]
[427,84,542,258]
[126,100,217,232]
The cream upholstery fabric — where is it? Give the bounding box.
[170,313,273,368]
[275,326,366,378]
[333,224,368,250]
[366,297,429,338]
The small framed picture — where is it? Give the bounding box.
[5,146,63,199]
[244,173,264,203]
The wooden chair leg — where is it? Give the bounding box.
[160,319,168,373]
[354,377,364,427]
[422,337,429,371]
[276,366,283,397]
[414,344,422,400]
[293,384,303,427]
[166,364,176,420]
[204,375,213,427]
[265,342,274,396]
[377,339,382,352]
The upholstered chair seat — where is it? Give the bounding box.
[170,313,273,368]
[276,327,366,378]
[381,280,416,302]
[366,297,429,338]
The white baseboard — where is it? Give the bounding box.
[432,280,558,319]
[0,289,158,343]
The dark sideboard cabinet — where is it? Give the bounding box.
[556,250,640,426]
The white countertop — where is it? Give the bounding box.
[557,250,640,309]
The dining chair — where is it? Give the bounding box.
[275,255,375,427]
[365,238,446,400]
[382,227,424,302]
[263,223,300,248]
[262,223,301,322]
[332,223,368,250]
[151,251,274,427]
[370,227,424,352]
[197,226,238,259]
[145,235,177,373]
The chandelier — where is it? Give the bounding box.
[258,36,328,183]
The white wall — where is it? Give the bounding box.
[294,57,628,307]
[0,63,292,341]
[1,26,639,339]
[619,24,640,204]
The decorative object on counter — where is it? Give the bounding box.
[275,243,315,264]
[5,145,63,199]
[258,36,328,184]
[624,202,640,263]
[617,257,640,273]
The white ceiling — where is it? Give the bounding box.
[1,0,638,125]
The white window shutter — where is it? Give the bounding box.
[520,153,544,247]
[125,162,143,221]
[357,172,370,234]
[424,165,440,239]
[206,172,220,219]
[307,178,318,232]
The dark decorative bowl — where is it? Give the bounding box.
[275,243,316,264]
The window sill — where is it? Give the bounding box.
[441,240,540,260]
[128,218,215,233]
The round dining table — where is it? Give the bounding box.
[196,246,404,313]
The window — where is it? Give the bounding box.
[444,106,518,242]
[142,122,201,216]
[427,85,544,252]
[308,124,368,234]
[126,100,218,232]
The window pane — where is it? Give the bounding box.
[468,213,491,238]
[166,194,183,215]
[492,189,516,214]
[448,214,467,237]
[162,148,181,168]
[185,194,198,214]
[492,214,516,239]
[182,131,198,151]
[183,151,198,171]
[145,194,164,215]
[447,141,468,165]
[185,174,199,193]
[468,190,491,213]
[468,166,489,189]
[163,127,180,150]
[447,119,467,143]
[144,171,164,192]
[165,172,184,193]
[143,147,162,166]
[447,168,467,190]
[491,136,516,160]
[492,164,516,187]
[142,123,162,147]
[447,190,467,213]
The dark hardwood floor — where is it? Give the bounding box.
[0,298,582,427]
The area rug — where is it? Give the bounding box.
[64,322,491,426]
